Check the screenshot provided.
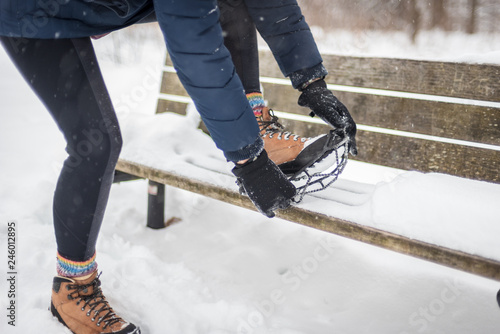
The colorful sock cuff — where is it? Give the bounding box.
[247,92,265,116]
[56,252,97,278]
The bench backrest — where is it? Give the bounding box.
[156,50,500,184]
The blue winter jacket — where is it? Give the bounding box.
[0,0,325,159]
[0,0,154,38]
[0,0,262,159]
[243,0,327,88]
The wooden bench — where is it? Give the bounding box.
[115,50,500,282]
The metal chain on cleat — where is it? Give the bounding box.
[291,140,349,203]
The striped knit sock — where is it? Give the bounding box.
[56,252,97,278]
[247,92,265,116]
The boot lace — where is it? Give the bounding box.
[258,109,304,142]
[67,273,123,329]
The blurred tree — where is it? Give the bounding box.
[409,0,421,42]
[430,0,450,30]
[297,0,497,36]
[393,0,421,43]
[467,0,478,34]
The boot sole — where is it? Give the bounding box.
[279,130,347,178]
[50,301,141,334]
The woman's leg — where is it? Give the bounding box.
[0,37,122,273]
[219,0,267,119]
[1,36,140,333]
[219,0,260,94]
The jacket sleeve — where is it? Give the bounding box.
[243,0,328,88]
[152,0,261,156]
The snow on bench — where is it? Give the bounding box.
[115,51,500,282]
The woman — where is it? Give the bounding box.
[1,1,296,333]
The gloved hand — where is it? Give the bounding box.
[298,79,358,156]
[232,150,296,218]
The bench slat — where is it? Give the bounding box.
[355,130,500,182]
[160,71,189,97]
[261,83,500,146]
[156,99,188,115]
[259,51,500,102]
[116,158,500,282]
[274,118,500,183]
[167,51,500,102]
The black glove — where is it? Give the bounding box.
[298,79,358,156]
[232,150,296,218]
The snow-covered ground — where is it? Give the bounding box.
[1,27,500,333]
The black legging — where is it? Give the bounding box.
[1,37,121,262]
[219,0,261,94]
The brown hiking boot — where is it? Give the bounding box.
[257,107,343,177]
[51,271,140,334]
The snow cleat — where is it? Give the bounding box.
[291,130,349,203]
[257,107,344,178]
[279,129,347,179]
[51,271,140,334]
[247,107,350,203]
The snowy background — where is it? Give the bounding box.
[1,19,500,334]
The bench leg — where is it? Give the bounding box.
[147,180,166,229]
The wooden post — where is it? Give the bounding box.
[147,180,166,229]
